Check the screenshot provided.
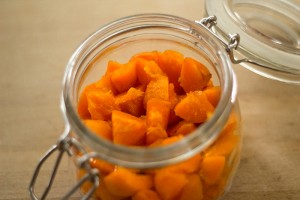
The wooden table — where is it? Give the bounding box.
[0,1,299,199]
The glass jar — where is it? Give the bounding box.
[29,14,242,200]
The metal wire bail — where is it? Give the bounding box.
[29,128,100,200]
[196,16,273,67]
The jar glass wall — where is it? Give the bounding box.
[61,14,242,200]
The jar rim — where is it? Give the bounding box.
[62,13,237,168]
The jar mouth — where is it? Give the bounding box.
[62,13,236,168]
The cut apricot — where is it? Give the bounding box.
[135,59,164,85]
[157,50,184,93]
[110,61,137,93]
[132,189,162,200]
[193,57,211,86]
[205,131,239,156]
[104,167,153,197]
[146,126,168,145]
[115,87,144,116]
[95,75,117,94]
[95,183,124,200]
[174,91,214,123]
[77,83,97,119]
[131,51,160,63]
[83,119,112,141]
[89,158,115,175]
[219,112,238,138]
[106,60,123,75]
[200,156,225,185]
[179,57,211,92]
[154,171,188,200]
[87,91,120,120]
[143,76,169,108]
[203,86,221,107]
[77,169,93,195]
[112,110,147,146]
[168,121,196,137]
[179,173,204,200]
[161,135,184,145]
[160,154,202,174]
[146,98,171,129]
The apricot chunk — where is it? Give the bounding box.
[146,98,171,129]
[77,83,97,119]
[115,87,144,116]
[157,50,184,93]
[200,156,225,185]
[146,126,168,145]
[155,171,188,200]
[87,91,120,120]
[143,76,169,108]
[168,121,196,137]
[205,131,239,156]
[83,119,112,141]
[95,183,124,200]
[135,59,164,85]
[174,91,214,123]
[112,110,147,146]
[179,174,204,200]
[110,61,137,93]
[160,154,202,174]
[203,86,221,107]
[132,189,162,200]
[131,50,160,63]
[179,57,211,92]
[89,158,115,175]
[104,167,153,197]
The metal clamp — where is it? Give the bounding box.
[195,16,260,66]
[29,129,100,200]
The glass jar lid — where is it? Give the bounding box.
[205,0,300,84]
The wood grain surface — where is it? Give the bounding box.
[0,1,299,200]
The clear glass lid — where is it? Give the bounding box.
[205,0,300,84]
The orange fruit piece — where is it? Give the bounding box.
[146,126,168,145]
[87,91,120,120]
[179,173,204,200]
[157,50,184,93]
[200,156,225,185]
[95,75,118,95]
[168,121,196,137]
[95,182,124,200]
[105,60,123,75]
[110,61,137,93]
[143,75,169,108]
[77,169,93,195]
[115,87,145,117]
[104,167,153,197]
[160,154,202,174]
[205,131,239,157]
[203,86,221,107]
[77,83,97,119]
[135,59,164,85]
[154,171,188,200]
[111,110,147,146]
[146,98,171,129]
[89,158,115,175]
[131,51,160,63]
[179,57,211,93]
[132,189,162,200]
[83,119,112,141]
[174,91,214,123]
